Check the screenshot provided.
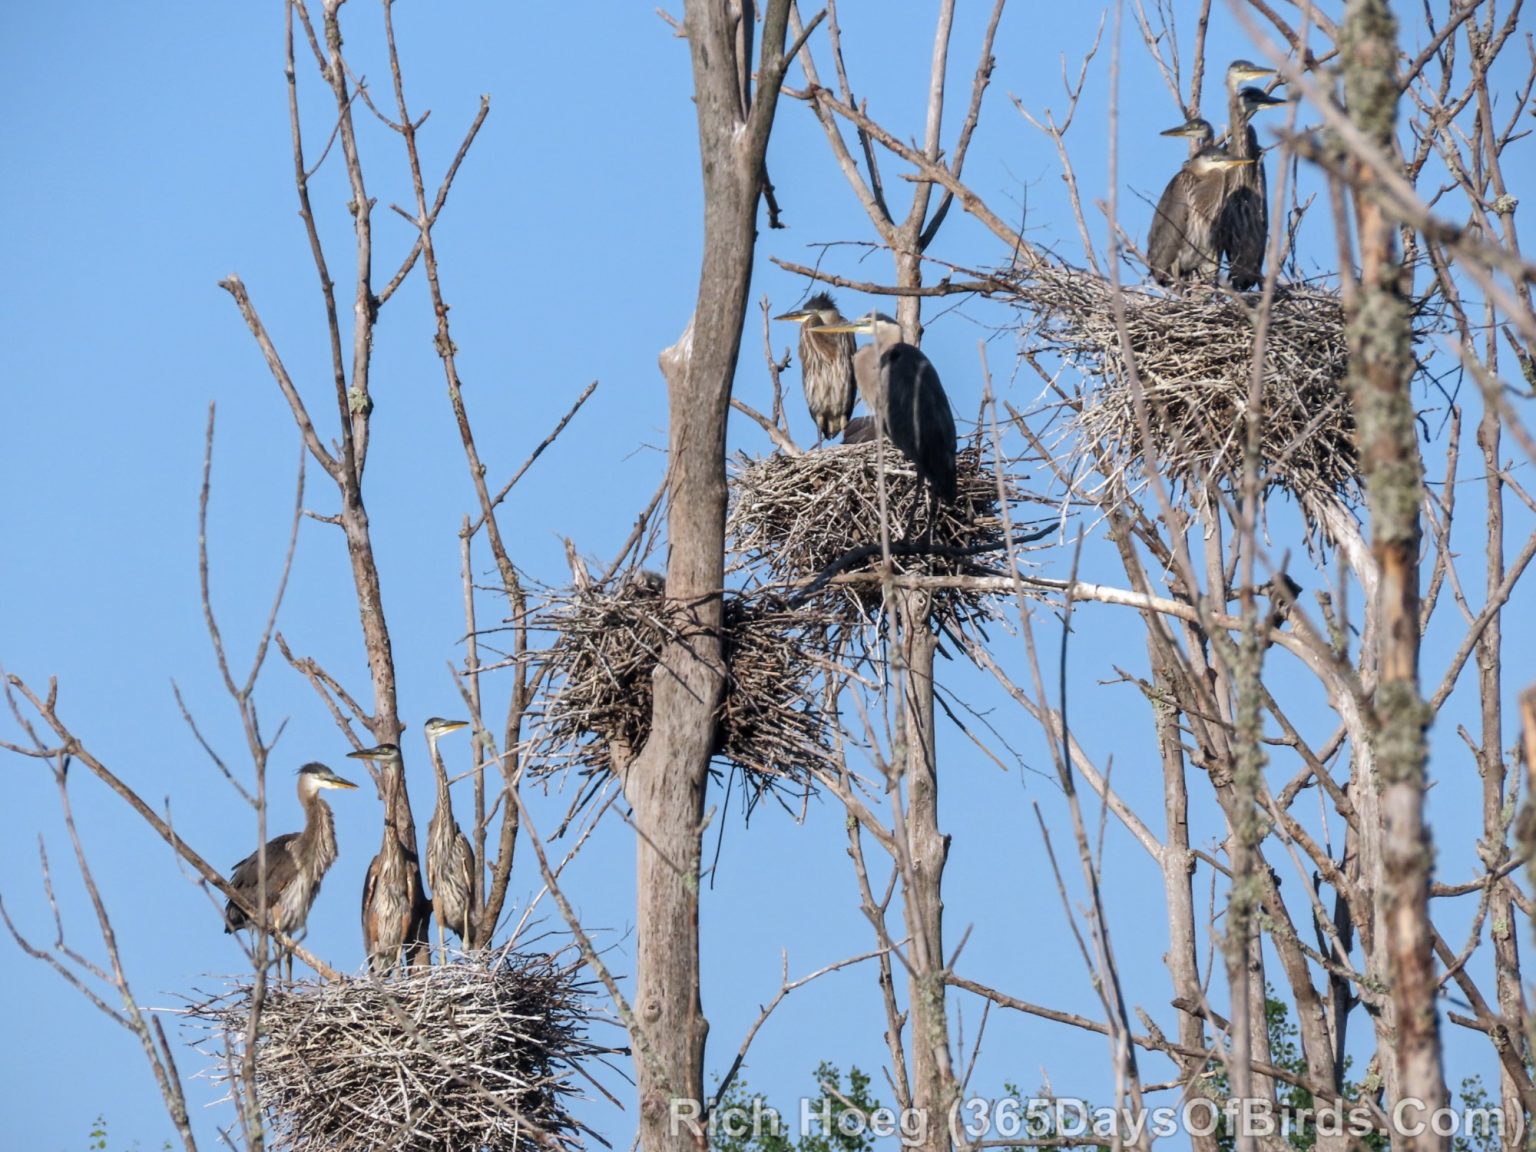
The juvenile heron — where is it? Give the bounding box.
[224,762,358,981]
[775,292,858,442]
[841,415,878,445]
[1218,62,1287,289]
[423,717,476,955]
[348,743,428,976]
[1148,119,1255,286]
[815,312,957,507]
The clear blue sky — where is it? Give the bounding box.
[1,3,1525,1150]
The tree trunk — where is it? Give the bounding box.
[1341,1,1447,1144]
[628,6,791,1150]
[1150,649,1220,1152]
[897,591,956,1152]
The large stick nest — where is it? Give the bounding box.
[194,951,604,1152]
[532,573,841,804]
[1008,261,1358,516]
[727,441,1027,627]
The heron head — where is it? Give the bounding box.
[1160,117,1214,143]
[813,310,902,347]
[1190,147,1255,175]
[348,742,404,769]
[1226,59,1274,89]
[774,291,841,324]
[297,762,359,794]
[1238,86,1287,114]
[423,717,469,740]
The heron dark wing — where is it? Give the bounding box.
[882,344,958,504]
[225,832,301,931]
[1217,184,1266,290]
[361,852,381,934]
[1148,172,1196,285]
[1219,122,1269,290]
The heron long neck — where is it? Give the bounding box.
[805,325,852,363]
[378,770,410,859]
[297,790,339,877]
[853,345,883,415]
[871,320,904,356]
[429,739,451,803]
[1227,90,1265,190]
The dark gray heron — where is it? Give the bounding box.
[348,743,428,976]
[1148,119,1255,285]
[224,762,358,981]
[775,292,858,442]
[841,415,878,445]
[1218,62,1287,289]
[815,312,957,507]
[422,717,475,955]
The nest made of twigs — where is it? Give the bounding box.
[194,950,602,1152]
[532,574,841,802]
[727,441,1027,627]
[1010,261,1357,515]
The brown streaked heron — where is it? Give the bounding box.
[775,292,858,443]
[1148,119,1254,286]
[348,742,428,976]
[1218,62,1287,289]
[814,311,958,508]
[224,762,359,981]
[422,717,476,956]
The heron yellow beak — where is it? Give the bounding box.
[1229,61,1274,84]
[1160,120,1209,139]
[773,308,815,323]
[316,770,360,790]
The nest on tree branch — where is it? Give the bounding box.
[727,442,1027,628]
[532,573,841,806]
[193,950,602,1152]
[1008,262,1358,519]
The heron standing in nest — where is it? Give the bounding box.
[224,762,359,981]
[422,717,476,956]
[815,311,958,508]
[1148,119,1255,286]
[775,292,858,442]
[1217,61,1287,289]
[349,742,429,975]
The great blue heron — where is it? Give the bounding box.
[775,293,859,442]
[224,762,358,981]
[1218,62,1287,289]
[348,743,428,976]
[422,717,476,956]
[1148,119,1255,285]
[814,312,958,508]
[841,415,878,445]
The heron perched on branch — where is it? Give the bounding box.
[423,717,476,955]
[815,311,958,508]
[348,742,428,976]
[1148,119,1255,286]
[775,292,858,442]
[1217,61,1287,289]
[224,762,358,981]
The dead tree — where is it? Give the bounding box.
[630,4,794,1150]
